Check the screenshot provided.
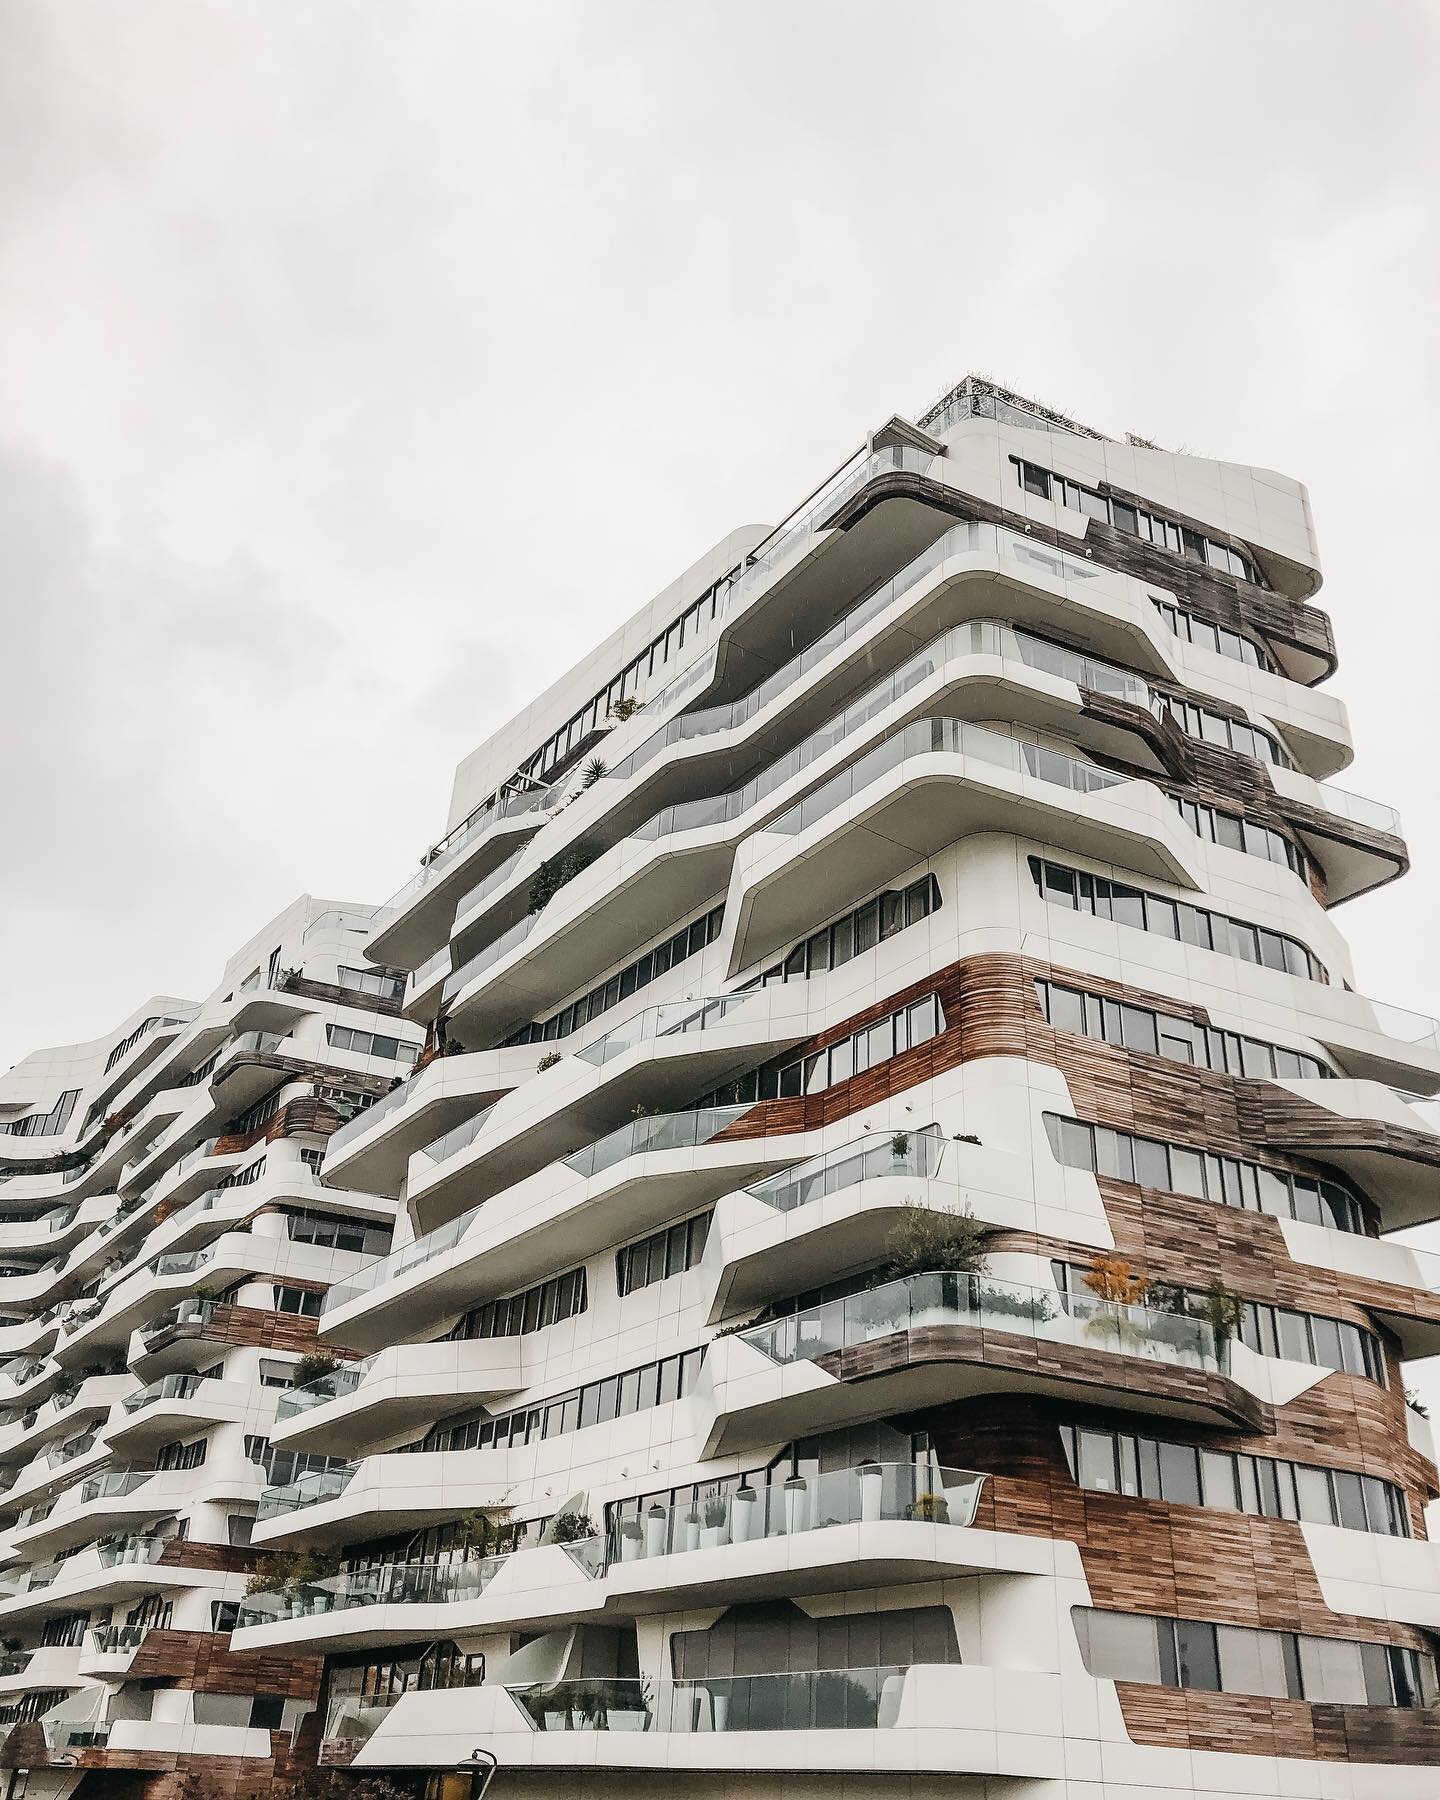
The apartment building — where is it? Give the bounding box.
[4,377,1440,1797]
[0,898,423,1794]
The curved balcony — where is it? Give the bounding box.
[728,714,1201,977]
[440,636,1200,1047]
[58,1229,376,1365]
[368,784,565,972]
[318,1047,543,1200]
[703,1271,1261,1458]
[320,1107,790,1352]
[408,995,813,1228]
[268,1338,523,1455]
[702,1130,1040,1323]
[355,1661,1061,1778]
[106,1372,253,1449]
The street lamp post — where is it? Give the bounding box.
[463,1747,499,1798]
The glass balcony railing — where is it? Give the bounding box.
[766,715,1132,841]
[96,1536,165,1569]
[441,912,541,1007]
[609,1462,984,1566]
[122,1372,208,1414]
[274,1355,377,1420]
[140,1297,216,1345]
[576,994,769,1069]
[1308,780,1403,837]
[451,846,533,937]
[1360,1001,1440,1056]
[237,1551,518,1629]
[87,1623,148,1656]
[745,1130,949,1213]
[257,1462,358,1520]
[560,1106,750,1181]
[509,1665,911,1733]
[613,524,1122,788]
[322,1689,412,1745]
[44,1434,96,1468]
[329,1104,749,1315]
[217,1030,286,1067]
[48,1721,113,1750]
[0,1650,32,1676]
[322,1092,396,1162]
[321,1204,483,1315]
[1393,1090,1440,1134]
[80,1469,156,1505]
[740,1272,1225,1375]
[174,1136,222,1178]
[153,1246,214,1277]
[375,786,565,934]
[417,1103,500,1168]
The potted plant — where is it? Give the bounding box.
[880,1202,991,1328]
[700,1493,728,1550]
[619,1516,644,1563]
[889,1130,911,1160]
[910,1489,950,1525]
[536,1051,562,1072]
[1080,1256,1150,1349]
[682,1507,701,1553]
[609,696,638,723]
[857,1460,884,1524]
[292,1352,340,1390]
[782,1473,809,1536]
[549,1509,596,1544]
[1192,1277,1245,1366]
[731,1483,757,1545]
[580,757,609,789]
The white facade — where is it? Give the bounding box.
[4,378,1439,1797]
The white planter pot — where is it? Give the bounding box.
[644,1510,666,1558]
[684,1518,701,1553]
[859,1463,883,1523]
[620,1530,643,1563]
[783,1478,809,1535]
[699,1525,724,1550]
[711,1692,730,1733]
[731,1492,756,1545]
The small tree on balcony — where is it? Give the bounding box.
[1081,1255,1148,1307]
[292,1352,340,1389]
[880,1202,990,1284]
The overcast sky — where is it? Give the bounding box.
[1,0,1437,1074]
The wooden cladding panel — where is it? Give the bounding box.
[823,468,1337,673]
[125,1628,323,1700]
[817,1316,1264,1430]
